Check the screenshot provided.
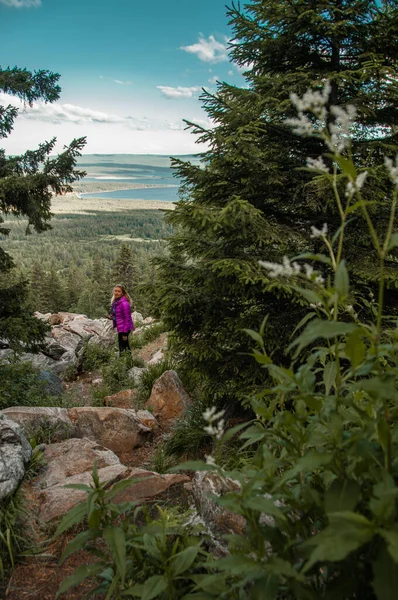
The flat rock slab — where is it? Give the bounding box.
[0,416,32,500]
[1,407,76,442]
[38,464,128,523]
[67,407,153,453]
[40,436,121,488]
[112,468,190,504]
[35,438,190,523]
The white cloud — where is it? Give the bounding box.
[0,92,181,131]
[0,0,41,6]
[208,75,218,84]
[228,70,234,76]
[156,86,201,99]
[99,76,132,85]
[180,35,228,63]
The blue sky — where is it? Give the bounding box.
[1,0,246,154]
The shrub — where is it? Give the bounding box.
[55,466,208,599]
[0,360,62,410]
[81,340,114,371]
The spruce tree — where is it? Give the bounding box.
[0,66,86,350]
[156,0,398,403]
[113,243,136,296]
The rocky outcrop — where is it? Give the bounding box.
[0,415,32,500]
[104,389,137,408]
[67,407,155,453]
[191,471,246,537]
[1,406,158,452]
[36,438,128,522]
[145,370,191,430]
[35,437,190,523]
[1,407,76,442]
[0,313,115,377]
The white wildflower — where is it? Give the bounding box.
[330,105,357,135]
[306,156,329,173]
[290,81,331,117]
[215,419,225,440]
[315,275,325,285]
[327,130,350,153]
[205,454,217,466]
[203,407,225,423]
[345,181,355,198]
[204,424,217,436]
[384,155,398,186]
[304,264,314,278]
[286,113,315,137]
[355,171,368,190]
[259,256,296,278]
[310,223,328,239]
[346,305,354,314]
[292,262,301,274]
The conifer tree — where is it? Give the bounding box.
[0,66,86,350]
[113,243,136,295]
[157,0,398,403]
[28,262,47,312]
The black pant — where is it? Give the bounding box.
[118,331,130,354]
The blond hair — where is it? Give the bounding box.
[111,284,132,305]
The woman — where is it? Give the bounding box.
[110,284,134,354]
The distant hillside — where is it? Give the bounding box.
[76,154,201,169]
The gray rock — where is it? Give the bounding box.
[67,407,153,453]
[127,366,148,385]
[0,415,32,500]
[1,406,76,442]
[37,370,64,396]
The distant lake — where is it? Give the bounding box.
[82,186,179,201]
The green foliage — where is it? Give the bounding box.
[156,0,398,405]
[0,360,62,410]
[171,85,398,599]
[82,340,114,372]
[1,210,171,319]
[55,466,208,599]
[163,399,210,460]
[0,65,86,349]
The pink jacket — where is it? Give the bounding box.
[112,296,134,333]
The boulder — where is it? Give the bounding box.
[127,366,148,386]
[36,370,64,396]
[132,311,144,325]
[112,468,190,504]
[40,436,121,488]
[104,389,137,408]
[67,407,153,453]
[191,471,246,537]
[49,313,63,326]
[0,415,32,500]
[145,370,191,430]
[36,437,128,522]
[35,440,189,523]
[50,328,82,353]
[1,406,76,442]
[42,337,69,360]
[147,350,164,365]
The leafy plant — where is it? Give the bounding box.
[0,360,62,410]
[55,465,208,599]
[175,84,398,599]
